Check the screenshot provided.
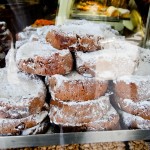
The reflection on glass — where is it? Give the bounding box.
[143,5,150,48]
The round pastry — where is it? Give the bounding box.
[16,41,73,76]
[121,111,150,129]
[50,106,120,132]
[114,75,150,102]
[0,111,48,135]
[46,71,108,101]
[85,106,120,131]
[49,96,111,126]
[75,40,139,79]
[46,20,119,52]
[117,98,150,120]
[0,68,46,118]
[15,25,51,49]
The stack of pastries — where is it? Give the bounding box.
[0,68,49,135]
[1,20,150,135]
[15,20,122,132]
[114,75,150,129]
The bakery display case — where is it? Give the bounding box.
[56,0,149,46]
[0,1,150,150]
[70,0,130,21]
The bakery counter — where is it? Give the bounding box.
[0,129,150,149]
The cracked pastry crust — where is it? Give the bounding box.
[46,72,108,101]
[16,41,73,76]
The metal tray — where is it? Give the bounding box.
[0,129,150,149]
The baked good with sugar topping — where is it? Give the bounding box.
[46,20,119,52]
[50,106,120,132]
[116,98,150,120]
[16,41,73,76]
[16,25,51,49]
[0,111,48,135]
[114,75,150,102]
[46,71,108,101]
[0,67,49,135]
[0,68,46,118]
[121,111,150,129]
[49,96,111,126]
[75,40,139,79]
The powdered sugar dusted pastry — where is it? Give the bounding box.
[117,98,150,120]
[46,71,108,101]
[0,68,46,118]
[49,96,111,126]
[76,40,139,79]
[86,106,120,131]
[16,26,53,48]
[16,41,73,76]
[134,48,150,76]
[0,111,48,135]
[50,106,120,132]
[114,75,150,102]
[46,20,119,52]
[121,111,150,129]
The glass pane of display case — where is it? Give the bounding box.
[65,0,148,43]
[71,0,130,20]
[0,0,150,149]
[143,5,150,48]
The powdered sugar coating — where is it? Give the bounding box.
[50,104,119,131]
[115,75,150,101]
[0,68,45,99]
[17,26,53,41]
[117,98,150,120]
[86,106,120,130]
[0,68,46,117]
[122,99,150,107]
[134,48,150,75]
[16,41,70,60]
[15,25,55,49]
[21,119,49,135]
[46,72,87,90]
[0,111,48,135]
[46,20,121,51]
[16,41,73,76]
[116,75,150,84]
[52,20,119,38]
[46,71,108,101]
[47,71,107,88]
[76,40,139,80]
[121,111,150,129]
[49,95,111,126]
